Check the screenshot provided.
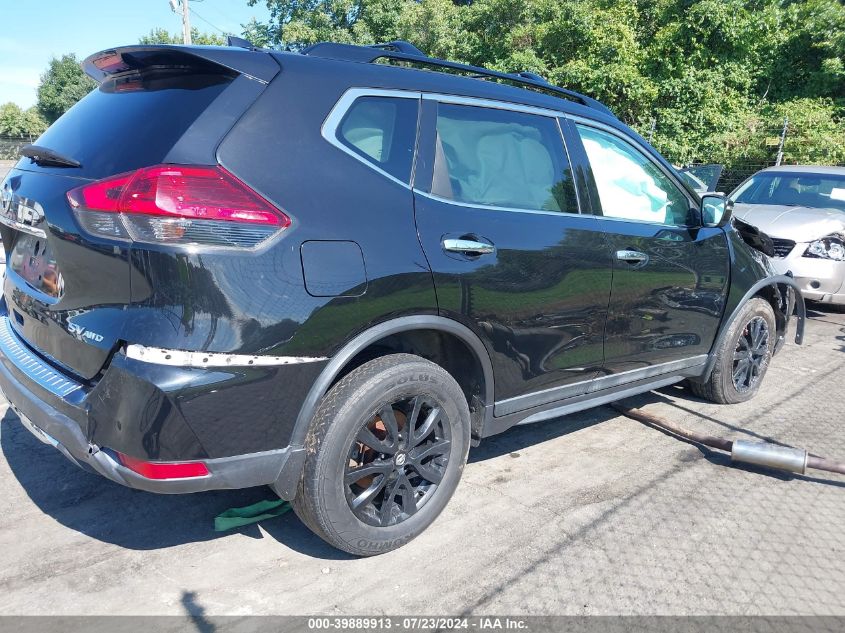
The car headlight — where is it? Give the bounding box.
[804,235,845,261]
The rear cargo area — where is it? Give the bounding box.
[0,46,278,380]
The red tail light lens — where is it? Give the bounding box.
[91,52,130,74]
[71,173,133,212]
[67,165,289,248]
[116,451,210,480]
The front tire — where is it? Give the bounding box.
[291,354,471,556]
[691,297,776,404]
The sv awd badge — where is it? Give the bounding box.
[67,322,105,343]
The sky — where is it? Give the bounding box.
[0,0,271,109]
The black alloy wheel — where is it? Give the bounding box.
[732,316,770,393]
[689,297,776,404]
[345,396,451,527]
[289,353,470,556]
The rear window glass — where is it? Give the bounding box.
[28,73,232,179]
[337,96,418,183]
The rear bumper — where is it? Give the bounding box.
[0,315,306,496]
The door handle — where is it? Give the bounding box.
[615,249,649,266]
[442,238,495,255]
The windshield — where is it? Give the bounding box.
[731,172,845,211]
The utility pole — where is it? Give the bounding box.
[169,0,192,44]
[181,0,192,45]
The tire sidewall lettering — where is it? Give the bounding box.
[386,374,438,390]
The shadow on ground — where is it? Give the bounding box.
[2,403,616,558]
[0,408,350,559]
[469,407,616,463]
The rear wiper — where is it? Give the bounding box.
[20,144,82,168]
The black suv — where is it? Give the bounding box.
[0,41,805,555]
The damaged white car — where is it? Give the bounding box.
[730,165,845,305]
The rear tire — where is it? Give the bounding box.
[291,354,471,556]
[691,297,776,404]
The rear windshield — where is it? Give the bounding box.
[26,72,232,179]
[731,172,845,211]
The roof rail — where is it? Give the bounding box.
[370,41,425,56]
[299,41,614,116]
[515,71,546,83]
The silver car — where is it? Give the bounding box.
[731,165,845,305]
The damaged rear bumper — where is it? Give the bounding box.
[0,315,305,497]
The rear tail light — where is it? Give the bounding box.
[91,53,130,73]
[116,451,210,479]
[67,164,289,248]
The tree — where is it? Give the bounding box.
[242,17,276,48]
[22,107,48,138]
[36,54,96,123]
[245,0,845,172]
[0,103,27,137]
[0,103,48,139]
[139,27,226,46]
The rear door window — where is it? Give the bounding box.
[337,96,419,183]
[430,103,578,213]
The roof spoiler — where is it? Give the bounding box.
[83,45,280,84]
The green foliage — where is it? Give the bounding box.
[36,54,96,124]
[23,107,48,137]
[197,1,845,171]
[765,99,845,166]
[769,0,845,100]
[0,103,27,137]
[0,102,49,139]
[242,17,276,48]
[139,27,227,45]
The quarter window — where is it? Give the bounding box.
[337,96,419,183]
[577,125,690,226]
[431,104,578,213]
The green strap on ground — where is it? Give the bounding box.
[214,498,291,532]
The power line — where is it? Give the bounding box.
[190,7,232,35]
[193,0,241,30]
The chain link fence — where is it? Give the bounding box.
[641,115,845,194]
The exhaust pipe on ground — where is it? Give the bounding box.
[613,404,845,477]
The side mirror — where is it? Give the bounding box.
[700,192,733,227]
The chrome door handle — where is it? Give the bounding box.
[615,249,649,265]
[442,238,495,255]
